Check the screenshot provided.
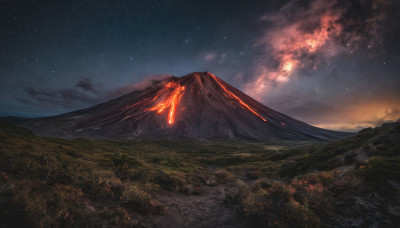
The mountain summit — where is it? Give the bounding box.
[17,72,350,141]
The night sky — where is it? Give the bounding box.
[1,0,399,131]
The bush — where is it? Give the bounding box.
[13,181,92,227]
[237,181,320,227]
[151,170,186,191]
[357,156,400,183]
[89,169,123,200]
[120,185,165,215]
[111,153,141,179]
[214,169,236,184]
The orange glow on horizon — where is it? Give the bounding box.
[309,102,400,132]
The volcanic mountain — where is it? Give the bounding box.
[15,72,350,141]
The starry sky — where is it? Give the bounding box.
[1,0,399,131]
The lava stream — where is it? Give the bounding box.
[146,82,185,125]
[210,74,267,122]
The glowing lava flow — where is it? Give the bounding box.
[210,74,267,122]
[146,82,185,125]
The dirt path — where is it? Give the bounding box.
[153,184,245,228]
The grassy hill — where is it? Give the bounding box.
[0,120,399,227]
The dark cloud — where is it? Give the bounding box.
[23,87,101,108]
[75,78,98,93]
[107,74,172,98]
[18,74,172,109]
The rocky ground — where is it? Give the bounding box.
[154,185,243,228]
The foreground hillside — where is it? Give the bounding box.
[0,121,399,227]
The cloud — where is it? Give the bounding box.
[311,102,400,132]
[75,78,98,93]
[22,77,104,108]
[244,0,390,99]
[23,86,101,108]
[106,74,171,98]
[19,74,172,109]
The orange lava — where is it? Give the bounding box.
[146,82,185,125]
[210,74,267,122]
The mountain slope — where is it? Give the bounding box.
[15,72,350,141]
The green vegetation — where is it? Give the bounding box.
[279,123,400,177]
[357,156,400,183]
[0,121,293,227]
[0,120,399,227]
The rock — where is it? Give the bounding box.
[388,206,400,216]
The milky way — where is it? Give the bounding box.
[0,0,399,131]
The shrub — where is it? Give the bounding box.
[111,153,141,179]
[152,170,186,191]
[12,180,50,227]
[214,169,236,184]
[47,184,92,227]
[120,185,165,215]
[97,205,135,227]
[90,169,123,200]
[238,181,320,227]
[13,182,92,227]
[357,156,400,183]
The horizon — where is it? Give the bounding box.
[1,0,400,132]
[1,71,399,132]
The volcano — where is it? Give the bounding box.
[16,72,350,141]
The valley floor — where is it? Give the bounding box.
[0,121,400,227]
